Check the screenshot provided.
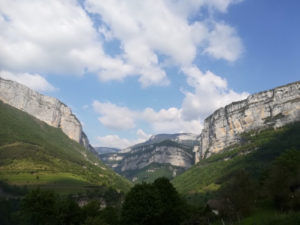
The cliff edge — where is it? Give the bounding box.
[0,77,93,151]
[195,81,300,162]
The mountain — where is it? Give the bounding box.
[194,81,300,162]
[172,81,300,198]
[100,82,300,184]
[172,121,300,199]
[95,147,120,155]
[100,133,198,183]
[0,80,131,193]
[0,77,93,152]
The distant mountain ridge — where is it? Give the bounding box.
[100,133,198,183]
[0,77,94,152]
[95,147,120,155]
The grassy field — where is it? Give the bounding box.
[0,100,131,194]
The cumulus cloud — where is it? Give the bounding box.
[84,0,243,84]
[92,100,202,134]
[0,0,244,87]
[93,101,137,130]
[93,65,248,135]
[97,129,151,148]
[181,66,249,120]
[204,23,243,61]
[96,135,134,149]
[0,70,56,92]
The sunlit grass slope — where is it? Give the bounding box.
[172,122,300,196]
[0,100,131,193]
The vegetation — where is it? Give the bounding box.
[1,99,300,224]
[121,177,186,225]
[172,122,300,197]
[171,122,300,224]
[122,163,186,183]
[0,100,131,193]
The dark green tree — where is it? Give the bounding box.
[121,182,162,225]
[218,170,257,221]
[20,189,59,225]
[57,196,83,225]
[121,177,186,225]
[266,149,300,210]
[153,177,186,225]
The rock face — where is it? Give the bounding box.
[100,133,198,182]
[0,77,93,151]
[195,81,300,162]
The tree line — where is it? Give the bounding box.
[0,149,300,225]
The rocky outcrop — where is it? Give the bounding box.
[195,81,300,162]
[119,145,193,172]
[100,133,197,181]
[0,77,93,151]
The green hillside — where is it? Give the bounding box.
[0,100,131,193]
[172,122,300,198]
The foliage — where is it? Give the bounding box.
[0,100,131,193]
[121,177,186,225]
[265,149,300,210]
[21,189,60,225]
[217,170,257,221]
[0,198,21,225]
[172,122,300,197]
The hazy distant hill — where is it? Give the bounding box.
[95,147,120,155]
[100,133,198,183]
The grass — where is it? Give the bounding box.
[172,122,300,196]
[210,207,300,225]
[0,100,132,194]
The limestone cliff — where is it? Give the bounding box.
[0,77,93,151]
[195,81,300,162]
[100,133,197,182]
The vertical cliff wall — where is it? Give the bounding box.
[0,77,93,151]
[195,81,300,162]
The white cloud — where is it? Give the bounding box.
[136,129,151,140]
[96,135,134,149]
[93,65,248,135]
[84,0,243,84]
[0,0,98,75]
[0,70,56,92]
[92,100,203,134]
[181,65,249,120]
[97,129,151,148]
[0,0,244,87]
[93,101,137,130]
[204,23,243,62]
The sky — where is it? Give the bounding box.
[0,0,299,148]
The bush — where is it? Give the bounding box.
[121,177,186,225]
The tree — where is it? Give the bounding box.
[20,189,59,225]
[153,177,186,225]
[121,182,162,225]
[57,196,83,225]
[266,149,300,210]
[218,170,257,221]
[121,177,186,225]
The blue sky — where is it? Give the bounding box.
[0,0,299,148]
